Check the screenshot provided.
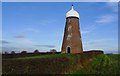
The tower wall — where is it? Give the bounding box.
[61,17,83,53]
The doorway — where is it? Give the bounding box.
[67,47,71,53]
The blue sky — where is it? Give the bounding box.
[1,2,118,53]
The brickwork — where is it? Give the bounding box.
[61,17,83,53]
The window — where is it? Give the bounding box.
[67,34,72,40]
[68,18,71,22]
[68,26,72,31]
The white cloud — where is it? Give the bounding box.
[95,14,116,24]
[108,0,120,2]
[82,2,118,34]
[81,24,95,34]
[82,14,118,53]
[25,28,39,33]
[81,30,91,34]
[14,34,25,38]
[106,2,118,12]
[14,28,39,39]
[83,38,118,53]
[15,38,35,45]
[0,40,10,44]
[81,14,117,35]
[1,38,36,52]
[87,39,113,44]
[2,37,57,53]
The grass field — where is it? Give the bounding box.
[2,53,120,74]
[72,54,120,74]
[15,54,75,59]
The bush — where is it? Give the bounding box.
[21,51,27,54]
[50,49,57,53]
[11,51,15,54]
[4,51,8,54]
[34,49,39,53]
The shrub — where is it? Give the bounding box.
[34,49,39,53]
[11,51,15,54]
[4,51,8,54]
[50,49,57,53]
[21,51,27,54]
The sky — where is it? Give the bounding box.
[1,2,118,54]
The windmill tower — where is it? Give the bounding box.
[61,5,83,53]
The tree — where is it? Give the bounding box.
[34,49,39,53]
[11,51,15,54]
[50,49,57,53]
[21,51,27,53]
[5,51,8,54]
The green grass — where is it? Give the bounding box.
[15,54,76,60]
[71,54,120,74]
[12,54,120,74]
[3,53,81,74]
[3,53,119,74]
[15,54,81,67]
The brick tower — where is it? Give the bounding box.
[61,5,83,53]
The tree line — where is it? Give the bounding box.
[3,49,57,54]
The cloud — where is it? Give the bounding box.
[1,38,37,52]
[2,46,35,53]
[81,24,95,34]
[81,30,91,34]
[87,39,113,45]
[35,45,55,48]
[82,2,118,34]
[1,38,56,52]
[25,28,39,33]
[14,28,39,39]
[106,2,118,12]
[0,40,10,44]
[2,46,20,51]
[95,15,115,24]
[81,14,117,35]
[13,38,36,46]
[108,0,120,2]
[81,28,94,34]
[83,38,118,53]
[14,34,25,38]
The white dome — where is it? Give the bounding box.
[66,5,79,18]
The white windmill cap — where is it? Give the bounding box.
[66,5,79,18]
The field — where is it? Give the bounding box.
[2,53,120,74]
[72,54,120,74]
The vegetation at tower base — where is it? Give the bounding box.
[2,51,120,74]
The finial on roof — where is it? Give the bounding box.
[72,4,74,10]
